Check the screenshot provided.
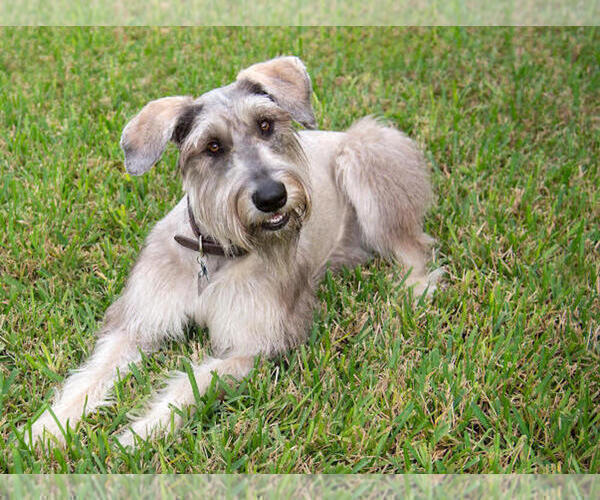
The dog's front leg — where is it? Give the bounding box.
[25,327,147,447]
[117,355,254,446]
[25,207,197,447]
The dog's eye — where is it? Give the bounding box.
[258,119,273,136]
[206,140,222,155]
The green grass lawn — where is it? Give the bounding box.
[0,27,598,473]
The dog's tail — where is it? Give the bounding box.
[334,116,439,294]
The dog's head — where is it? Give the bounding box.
[120,56,314,254]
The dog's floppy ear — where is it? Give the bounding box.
[236,56,316,129]
[120,96,195,175]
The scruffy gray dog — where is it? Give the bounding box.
[27,56,440,447]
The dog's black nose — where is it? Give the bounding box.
[252,180,287,213]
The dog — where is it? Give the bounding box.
[25,56,440,447]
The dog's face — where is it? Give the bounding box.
[177,80,312,253]
[120,57,315,253]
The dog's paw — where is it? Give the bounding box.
[407,267,445,300]
[116,423,158,449]
[20,412,68,450]
[115,429,136,448]
[115,417,157,449]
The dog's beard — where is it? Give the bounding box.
[186,181,253,254]
[248,208,305,263]
[238,187,309,265]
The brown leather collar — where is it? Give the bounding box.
[174,197,248,258]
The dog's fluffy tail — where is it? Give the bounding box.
[334,116,439,295]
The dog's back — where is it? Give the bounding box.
[298,119,434,292]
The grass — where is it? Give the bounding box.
[0,27,598,473]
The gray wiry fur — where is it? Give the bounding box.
[24,56,441,448]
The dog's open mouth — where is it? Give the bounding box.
[261,212,290,231]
